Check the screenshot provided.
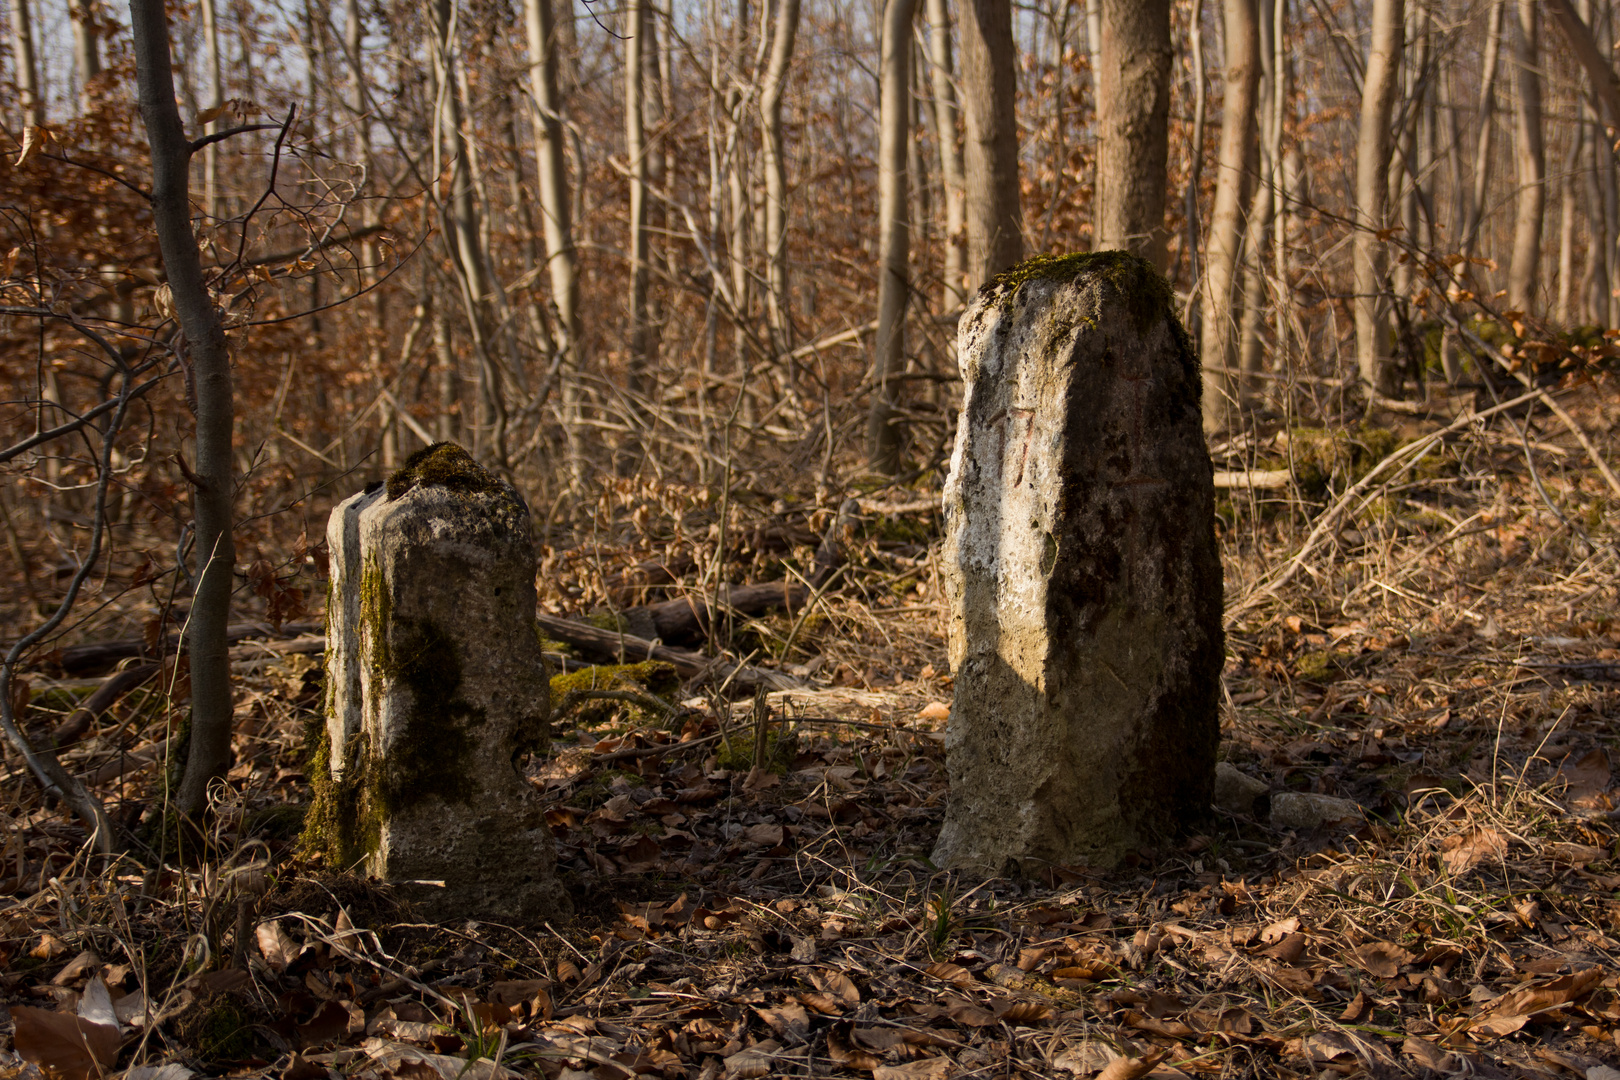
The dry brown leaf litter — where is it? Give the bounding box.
[3,401,1620,1078]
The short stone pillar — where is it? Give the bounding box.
[932,253,1224,875]
[306,443,569,922]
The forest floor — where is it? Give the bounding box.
[3,389,1620,1080]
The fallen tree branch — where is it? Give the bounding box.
[40,620,322,676]
[534,613,800,694]
[49,662,161,748]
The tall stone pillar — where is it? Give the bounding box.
[307,443,569,922]
[933,253,1223,875]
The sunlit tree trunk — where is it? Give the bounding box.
[1095,0,1172,270]
[760,0,801,352]
[525,0,580,357]
[958,0,1023,285]
[869,0,918,474]
[70,0,99,109]
[10,0,42,127]
[1199,0,1258,433]
[624,0,652,465]
[1183,0,1206,332]
[429,0,506,462]
[200,0,223,219]
[925,0,966,309]
[1507,0,1544,313]
[1464,0,1504,258]
[1558,119,1584,325]
[1353,0,1403,397]
[1235,0,1275,395]
[130,0,235,819]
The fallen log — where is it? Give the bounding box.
[41,620,322,676]
[534,613,799,693]
[614,498,862,645]
[49,662,161,748]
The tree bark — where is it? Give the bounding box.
[759,0,801,351]
[69,0,100,109]
[925,0,967,309]
[1183,0,1206,331]
[1096,0,1172,270]
[868,0,918,474]
[1507,0,1543,313]
[1464,0,1504,257]
[9,0,42,127]
[1547,0,1620,130]
[625,0,653,448]
[1236,0,1275,393]
[958,0,1023,285]
[200,0,223,218]
[1199,0,1259,433]
[129,0,236,818]
[525,0,581,365]
[1352,0,1403,397]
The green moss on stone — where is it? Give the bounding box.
[386,441,507,502]
[987,250,1192,352]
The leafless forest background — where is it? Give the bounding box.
[3,1,1620,1076]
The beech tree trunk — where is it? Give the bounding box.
[759,0,801,351]
[1199,0,1259,433]
[1352,0,1403,397]
[1464,0,1504,258]
[868,0,918,474]
[1095,0,1172,270]
[129,0,236,819]
[525,0,581,364]
[925,0,967,309]
[70,0,99,109]
[201,0,223,218]
[9,0,41,127]
[1507,0,1543,313]
[623,0,653,467]
[958,0,1023,285]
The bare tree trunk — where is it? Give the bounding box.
[1558,119,1584,325]
[958,0,1023,285]
[9,0,42,127]
[1095,0,1172,269]
[1084,0,1103,234]
[925,0,966,309]
[625,0,652,464]
[200,0,223,219]
[1199,0,1258,433]
[1507,0,1543,313]
[130,0,235,819]
[869,0,919,474]
[1464,0,1504,257]
[1548,0,1620,130]
[526,0,581,360]
[1183,0,1206,331]
[1236,0,1275,394]
[69,0,100,109]
[1353,0,1403,397]
[760,0,801,352]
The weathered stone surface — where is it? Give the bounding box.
[933,252,1224,875]
[1213,763,1270,818]
[307,443,569,922]
[1270,792,1361,830]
